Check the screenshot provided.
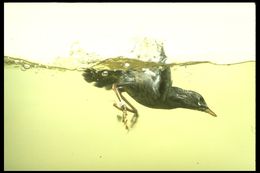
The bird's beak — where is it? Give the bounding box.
[204,108,217,117]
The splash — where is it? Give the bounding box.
[4,37,255,72]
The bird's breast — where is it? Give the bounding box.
[122,70,163,108]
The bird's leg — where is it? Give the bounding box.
[113,102,136,113]
[112,83,139,129]
[112,84,130,130]
[112,83,122,102]
[117,90,139,128]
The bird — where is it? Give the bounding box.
[82,44,216,130]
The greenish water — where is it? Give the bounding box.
[4,57,255,170]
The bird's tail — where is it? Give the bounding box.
[82,68,123,90]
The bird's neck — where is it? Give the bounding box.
[164,86,194,109]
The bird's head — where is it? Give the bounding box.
[168,87,217,117]
[188,91,217,117]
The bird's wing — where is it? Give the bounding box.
[158,66,172,101]
[82,57,168,90]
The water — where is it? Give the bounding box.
[4,57,255,170]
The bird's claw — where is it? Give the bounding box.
[122,105,129,130]
[113,101,138,130]
[130,114,138,128]
[114,101,131,130]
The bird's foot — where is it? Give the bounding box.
[113,101,127,112]
[117,114,130,130]
[130,113,138,128]
[114,101,130,130]
[122,104,129,130]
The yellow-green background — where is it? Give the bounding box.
[4,62,255,170]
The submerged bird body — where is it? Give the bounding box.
[83,64,213,111]
[83,59,172,108]
[82,44,216,129]
[117,67,171,109]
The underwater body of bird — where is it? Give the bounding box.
[4,57,255,170]
[82,52,217,129]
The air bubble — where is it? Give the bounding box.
[124,63,130,68]
[23,64,30,69]
[102,71,108,77]
[76,67,84,71]
[142,68,147,71]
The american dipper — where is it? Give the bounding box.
[82,48,216,129]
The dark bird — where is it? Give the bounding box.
[82,45,216,129]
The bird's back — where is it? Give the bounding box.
[82,57,167,89]
[82,59,172,109]
[82,42,172,108]
[118,66,172,108]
